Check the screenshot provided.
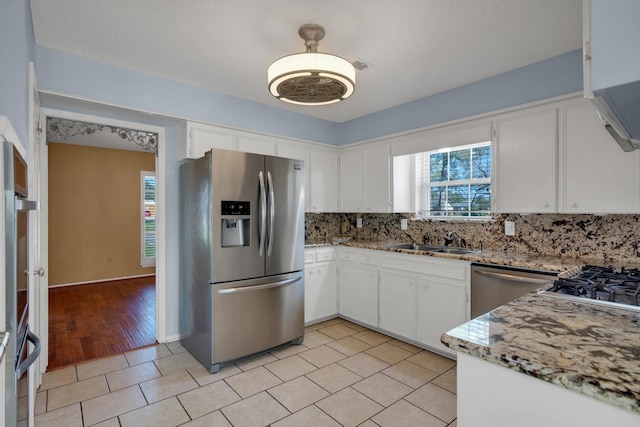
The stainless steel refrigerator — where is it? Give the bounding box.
[180,149,305,373]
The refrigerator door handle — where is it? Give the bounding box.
[267,171,275,256]
[217,276,301,294]
[258,171,267,257]
[16,329,41,378]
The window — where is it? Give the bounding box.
[141,171,156,267]
[415,142,491,218]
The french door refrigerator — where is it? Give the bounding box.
[180,149,305,373]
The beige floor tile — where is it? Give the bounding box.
[265,354,317,382]
[299,345,346,368]
[39,366,77,391]
[352,330,392,346]
[106,361,161,391]
[338,352,390,378]
[338,320,367,332]
[139,369,199,403]
[326,336,371,356]
[387,339,424,354]
[303,330,334,348]
[188,363,242,386]
[178,378,241,419]
[119,396,190,427]
[365,342,413,364]
[235,352,278,371]
[432,367,457,394]
[359,421,379,427]
[316,387,383,427]
[221,391,290,427]
[47,375,109,411]
[165,340,188,354]
[76,354,129,380]
[124,344,172,366]
[407,351,456,374]
[448,420,458,427]
[319,318,343,327]
[352,372,413,406]
[182,410,232,427]
[35,391,46,416]
[268,376,330,412]
[153,351,201,376]
[271,404,341,427]
[372,399,446,427]
[33,402,82,427]
[305,363,362,393]
[305,323,325,332]
[271,343,309,359]
[91,417,121,427]
[318,323,358,340]
[225,365,282,398]
[81,385,147,426]
[382,360,439,389]
[405,383,457,423]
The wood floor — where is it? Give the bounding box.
[48,276,156,370]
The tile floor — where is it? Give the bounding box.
[34,318,457,427]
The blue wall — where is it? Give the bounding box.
[0,0,35,151]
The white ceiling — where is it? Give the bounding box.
[30,0,583,124]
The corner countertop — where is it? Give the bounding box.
[304,239,623,273]
[0,332,9,363]
[441,291,640,415]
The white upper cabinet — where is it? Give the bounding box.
[177,122,237,160]
[494,108,557,213]
[308,147,338,212]
[561,99,640,213]
[339,143,391,213]
[340,147,364,212]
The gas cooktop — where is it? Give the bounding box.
[539,265,640,312]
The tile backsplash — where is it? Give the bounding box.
[306,213,640,262]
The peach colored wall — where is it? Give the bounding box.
[48,143,156,286]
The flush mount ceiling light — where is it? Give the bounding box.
[268,24,355,106]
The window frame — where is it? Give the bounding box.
[141,171,156,267]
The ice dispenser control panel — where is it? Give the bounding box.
[221,201,250,247]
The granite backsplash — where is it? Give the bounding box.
[305,213,640,262]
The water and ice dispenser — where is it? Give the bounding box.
[221,201,250,247]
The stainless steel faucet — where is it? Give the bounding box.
[445,231,465,247]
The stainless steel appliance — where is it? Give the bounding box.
[540,265,640,312]
[470,263,558,318]
[180,149,305,373]
[4,141,41,426]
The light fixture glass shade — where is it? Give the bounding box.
[268,52,356,105]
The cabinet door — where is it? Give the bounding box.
[363,143,391,212]
[418,276,468,356]
[237,135,277,156]
[305,262,337,323]
[563,101,640,213]
[339,263,378,327]
[309,148,338,212]
[495,109,557,213]
[379,269,418,340]
[188,124,237,159]
[340,147,364,212]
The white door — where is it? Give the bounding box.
[28,62,47,424]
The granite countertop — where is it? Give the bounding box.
[441,292,640,415]
[0,332,8,363]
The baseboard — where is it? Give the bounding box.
[49,274,156,288]
[163,334,182,343]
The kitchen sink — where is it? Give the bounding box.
[390,243,480,255]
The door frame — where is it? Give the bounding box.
[38,107,168,346]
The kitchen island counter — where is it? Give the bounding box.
[441,290,640,419]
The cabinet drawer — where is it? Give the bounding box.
[358,252,379,266]
[316,248,336,262]
[339,250,358,263]
[304,251,316,264]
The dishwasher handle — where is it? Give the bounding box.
[474,269,552,285]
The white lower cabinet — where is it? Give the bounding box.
[304,248,337,324]
[339,261,379,327]
[379,269,418,340]
[418,275,468,356]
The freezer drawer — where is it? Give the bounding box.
[210,272,304,371]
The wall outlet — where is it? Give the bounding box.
[505,221,515,236]
[356,217,363,228]
[400,218,408,230]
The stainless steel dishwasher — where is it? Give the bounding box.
[470,263,558,318]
